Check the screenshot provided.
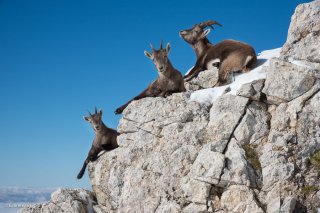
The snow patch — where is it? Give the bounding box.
[185,66,194,75]
[189,48,281,105]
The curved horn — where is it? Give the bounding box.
[150,43,155,51]
[198,20,222,29]
[88,110,92,116]
[159,40,163,49]
[95,106,98,114]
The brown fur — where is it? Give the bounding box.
[77,108,119,179]
[115,42,186,114]
[180,20,257,85]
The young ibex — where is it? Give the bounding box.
[77,108,119,179]
[115,42,186,114]
[180,20,258,85]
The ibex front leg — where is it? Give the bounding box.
[115,85,161,114]
[184,64,204,82]
[77,146,100,179]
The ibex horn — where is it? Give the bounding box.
[95,107,98,114]
[159,40,163,49]
[198,20,222,29]
[88,110,92,116]
[150,43,155,51]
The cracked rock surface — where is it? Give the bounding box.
[22,1,320,213]
[86,2,320,212]
[21,188,96,213]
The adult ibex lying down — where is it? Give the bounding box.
[77,108,119,179]
[115,42,186,114]
[180,20,258,85]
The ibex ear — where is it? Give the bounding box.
[201,29,211,39]
[144,51,152,59]
[83,116,89,122]
[166,43,171,54]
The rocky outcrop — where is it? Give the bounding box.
[185,68,219,91]
[22,1,320,212]
[281,0,320,65]
[21,188,96,213]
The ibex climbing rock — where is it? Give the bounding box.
[77,108,119,179]
[115,42,186,114]
[180,20,257,85]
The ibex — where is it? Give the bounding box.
[77,108,119,179]
[115,42,186,114]
[180,20,258,85]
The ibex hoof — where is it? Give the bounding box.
[184,76,192,82]
[77,173,84,179]
[115,108,123,115]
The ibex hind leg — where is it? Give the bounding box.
[243,55,257,72]
[77,159,89,179]
[217,61,233,86]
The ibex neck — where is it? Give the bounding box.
[159,60,175,78]
[95,122,108,135]
[193,39,211,57]
[166,60,174,71]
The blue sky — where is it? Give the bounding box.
[0,0,310,191]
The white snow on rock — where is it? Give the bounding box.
[189,48,281,105]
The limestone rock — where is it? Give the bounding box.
[21,188,96,213]
[220,185,264,213]
[296,89,320,175]
[205,95,249,152]
[22,2,320,212]
[281,0,320,64]
[180,177,211,204]
[89,93,211,212]
[262,58,315,105]
[220,139,260,188]
[280,197,297,213]
[182,203,208,213]
[236,79,265,101]
[266,196,281,213]
[185,68,219,91]
[190,143,225,185]
[234,101,270,146]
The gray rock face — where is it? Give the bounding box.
[22,1,320,212]
[237,79,265,101]
[281,0,320,64]
[262,58,315,104]
[89,93,211,212]
[21,188,96,213]
[205,95,249,152]
[220,185,264,213]
[185,68,219,91]
[190,144,225,185]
